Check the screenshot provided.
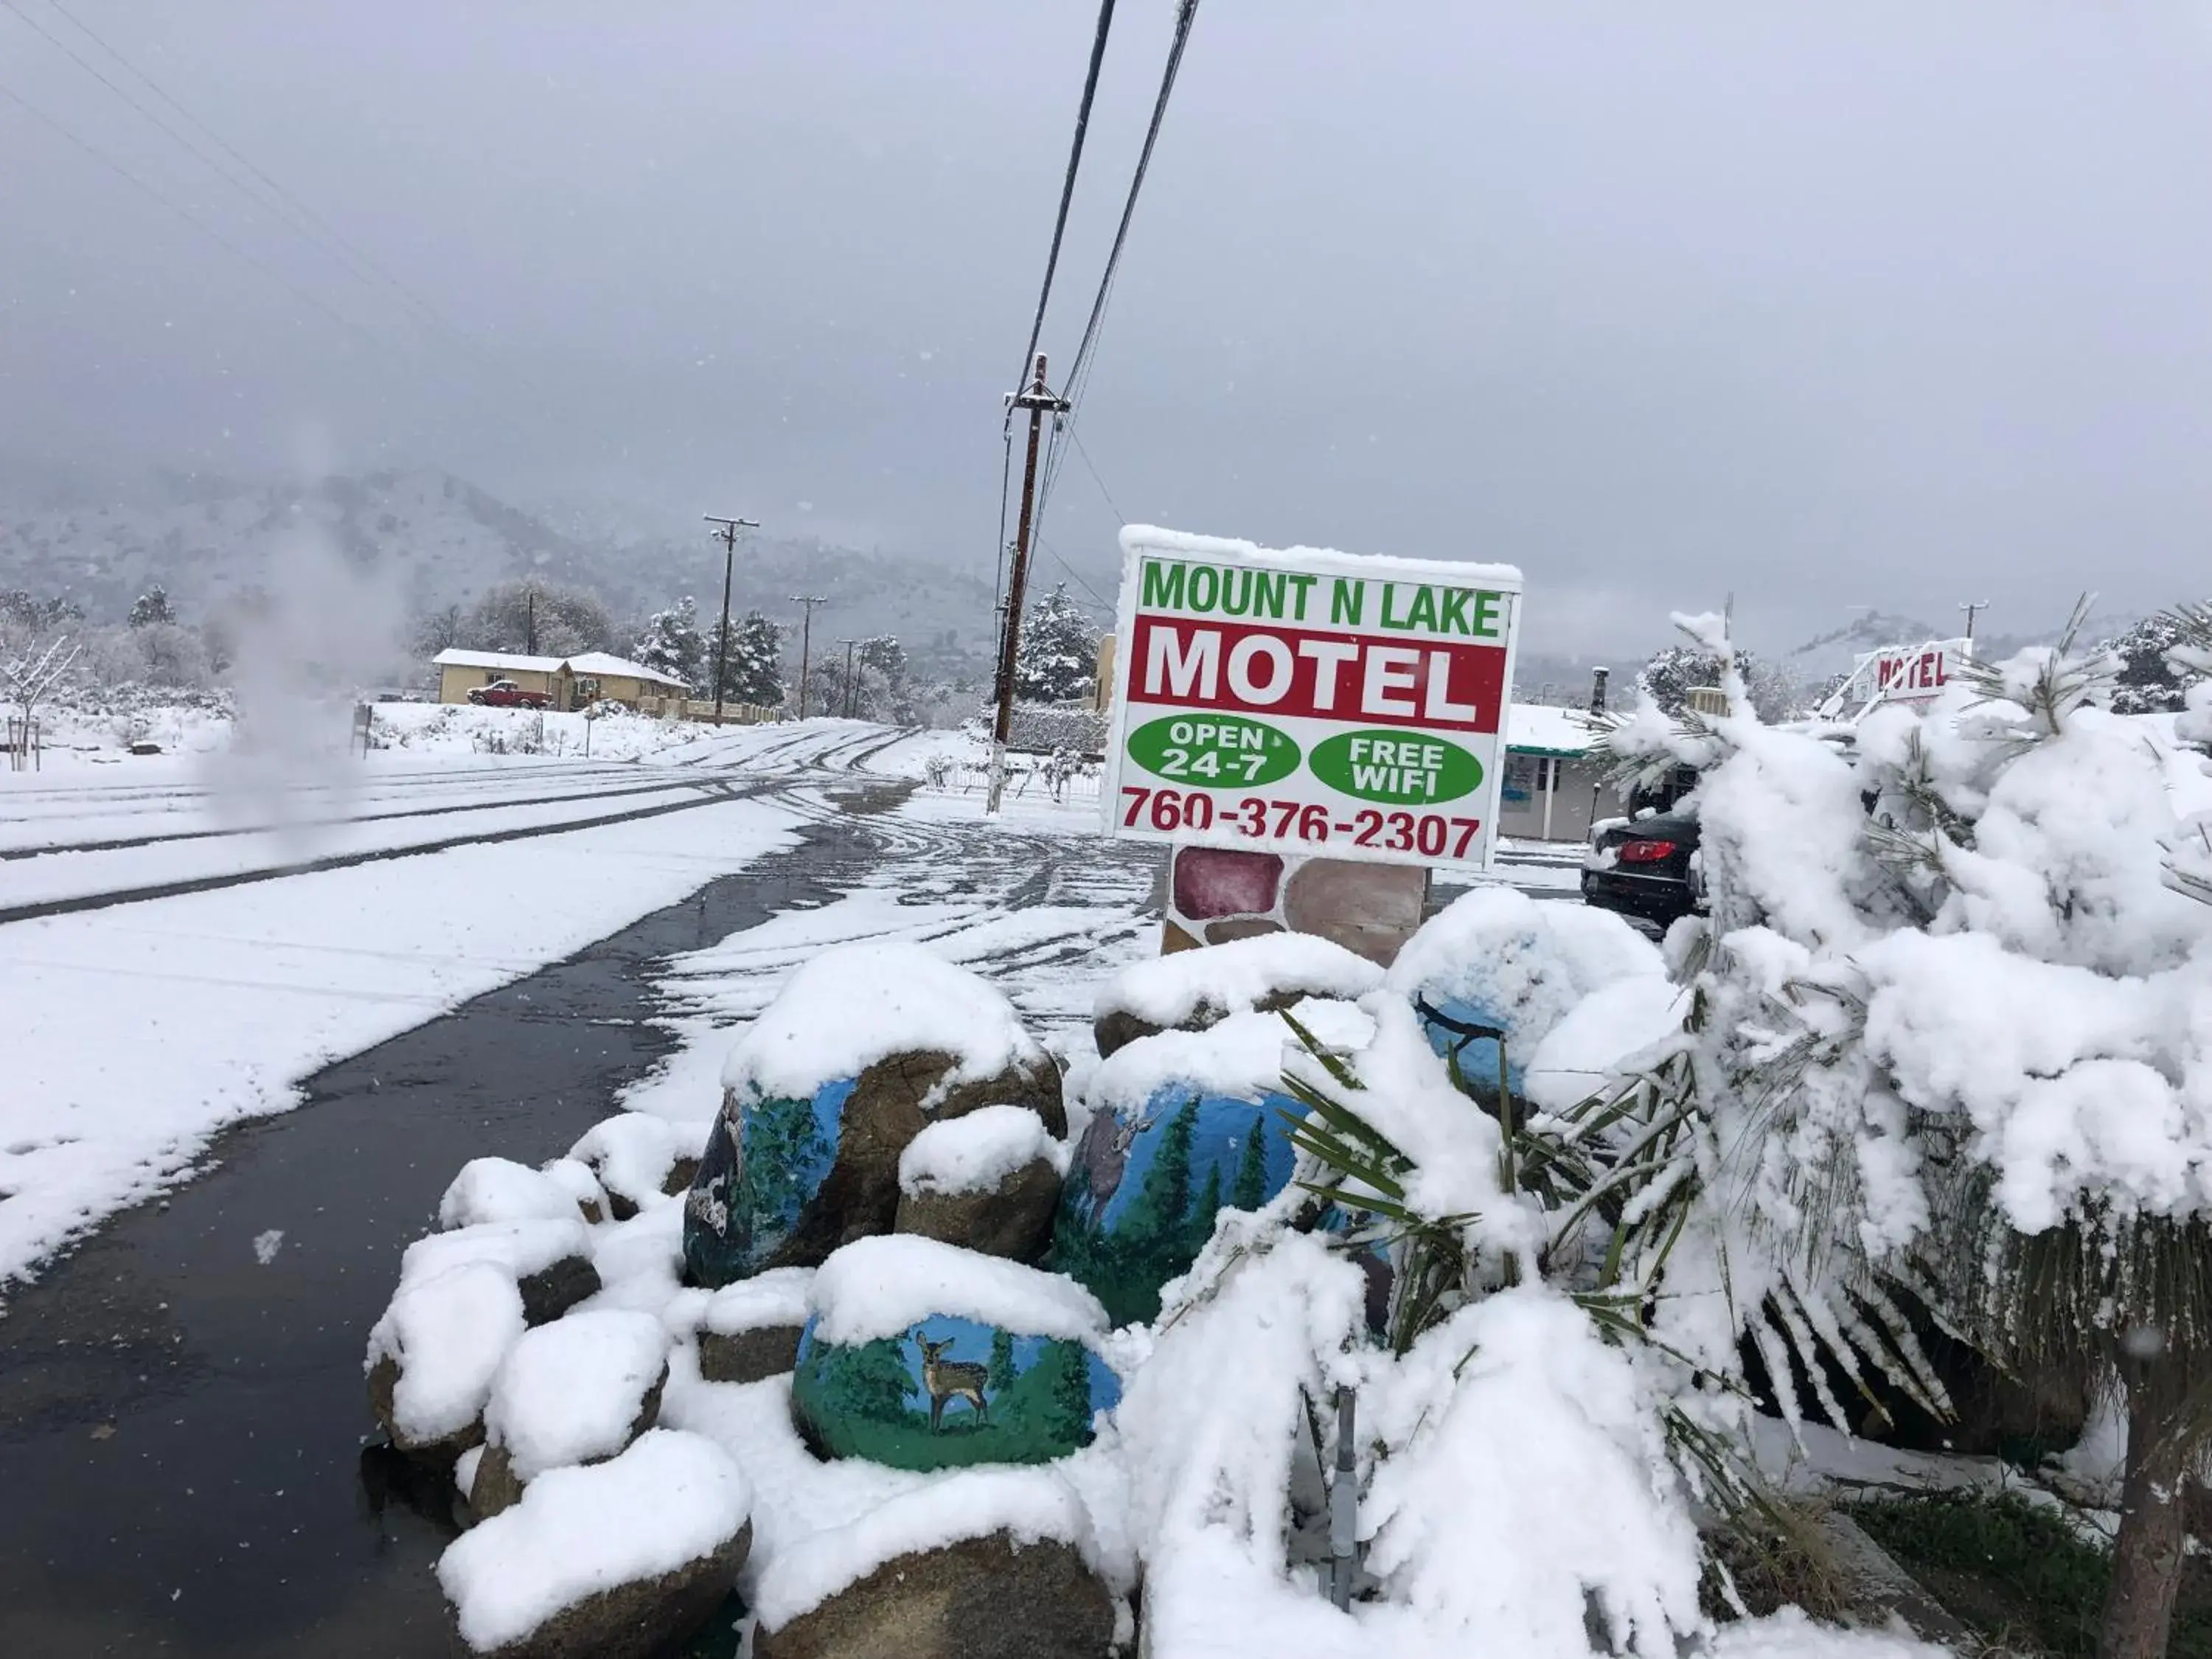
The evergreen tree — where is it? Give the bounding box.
[1636,643,1794,722]
[128,585,175,629]
[1187,1164,1223,1257]
[2101,613,2194,715]
[709,611,785,706]
[807,1337,919,1423]
[1039,1340,1096,1447]
[632,596,706,692]
[987,1329,1017,1397]
[1229,1123,1270,1212]
[1128,1100,1197,1246]
[1013,585,1099,703]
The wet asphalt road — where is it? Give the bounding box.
[0,757,1573,1658]
[0,823,856,1659]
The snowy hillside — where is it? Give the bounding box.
[0,465,1005,667]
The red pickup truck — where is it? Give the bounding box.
[467,679,552,709]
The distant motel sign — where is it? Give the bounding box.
[1102,527,1523,871]
[1866,638,1970,705]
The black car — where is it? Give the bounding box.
[1582,811,1704,929]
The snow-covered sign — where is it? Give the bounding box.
[1866,638,1968,703]
[1102,526,1523,871]
[1814,636,1973,721]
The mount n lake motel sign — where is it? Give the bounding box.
[1100,526,1524,872]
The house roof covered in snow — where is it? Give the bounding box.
[1506,703,1599,758]
[432,648,688,690]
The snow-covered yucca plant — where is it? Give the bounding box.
[1590,599,2212,1659]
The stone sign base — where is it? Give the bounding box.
[1160,844,1427,967]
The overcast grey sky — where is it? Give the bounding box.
[4,1,2209,656]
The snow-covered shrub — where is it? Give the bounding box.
[1597,599,2212,1659]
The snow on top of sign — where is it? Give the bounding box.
[1093,931,1382,1032]
[720,941,1043,1103]
[1120,525,1522,588]
[437,1429,751,1653]
[806,1234,1108,1348]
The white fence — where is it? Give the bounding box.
[923,751,1103,806]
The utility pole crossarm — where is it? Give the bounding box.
[704,514,761,724]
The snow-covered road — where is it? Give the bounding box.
[0,721,902,1286]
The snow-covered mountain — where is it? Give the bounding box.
[0,465,1003,672]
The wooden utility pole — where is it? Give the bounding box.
[1959,599,1989,645]
[704,514,760,724]
[987,353,1070,813]
[790,594,829,718]
[836,639,859,718]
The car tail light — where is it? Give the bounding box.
[1618,839,1677,865]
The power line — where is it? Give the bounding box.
[25,0,508,372]
[1034,0,1202,528]
[1063,0,1201,424]
[1011,0,1118,394]
[0,75,385,350]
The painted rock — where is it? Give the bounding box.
[1051,1002,1374,1326]
[788,1237,1118,1472]
[682,943,1063,1290]
[1384,886,1666,1103]
[1091,931,1383,1058]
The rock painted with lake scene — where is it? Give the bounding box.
[1051,1000,1374,1326]
[1384,886,1663,1103]
[789,1237,1119,1471]
[684,943,1064,1289]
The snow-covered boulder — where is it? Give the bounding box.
[367,1262,527,1458]
[698,1266,814,1384]
[683,942,1064,1288]
[790,1236,1119,1471]
[538,1157,610,1225]
[402,1218,601,1326]
[469,1310,672,1520]
[1091,931,1383,1058]
[1385,888,1665,1100]
[571,1113,710,1222]
[439,1158,597,1231]
[751,1470,1112,1659]
[895,1105,1065,1262]
[1055,1000,1374,1325]
[437,1428,751,1658]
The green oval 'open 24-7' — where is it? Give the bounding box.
[1126,714,1301,788]
[1308,728,1484,805]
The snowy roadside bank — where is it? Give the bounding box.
[0,793,804,1289]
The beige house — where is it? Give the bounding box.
[432,648,690,711]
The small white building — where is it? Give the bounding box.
[1497,704,1622,844]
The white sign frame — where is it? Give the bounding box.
[1099,525,1524,873]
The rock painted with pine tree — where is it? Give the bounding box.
[1051,1004,1374,1326]
[786,1237,1117,1472]
[681,944,1063,1289]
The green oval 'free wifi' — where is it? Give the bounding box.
[1126,714,1300,787]
[1310,729,1483,805]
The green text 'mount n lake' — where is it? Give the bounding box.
[1138,557,1506,641]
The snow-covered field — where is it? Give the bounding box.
[0,715,896,1287]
